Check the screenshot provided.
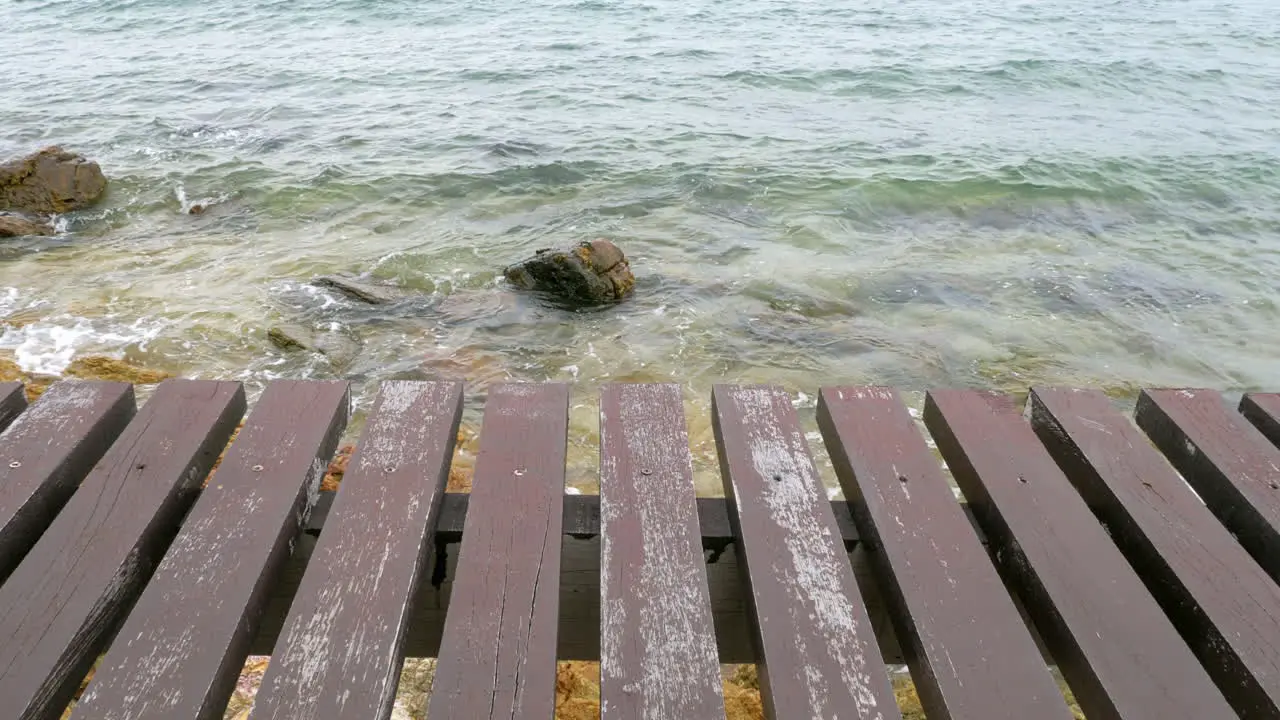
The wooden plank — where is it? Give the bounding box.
[1241,393,1280,448]
[925,389,1234,720]
[427,384,569,719]
[0,381,27,431]
[252,380,463,720]
[1136,388,1280,582]
[1033,387,1280,718]
[70,380,350,720]
[598,384,725,719]
[257,497,884,665]
[818,387,1073,720]
[0,381,135,583]
[306,490,863,548]
[712,384,900,720]
[0,379,245,720]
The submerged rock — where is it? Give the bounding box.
[0,146,107,214]
[267,324,314,351]
[504,239,635,306]
[0,214,53,238]
[313,274,406,305]
[268,323,361,370]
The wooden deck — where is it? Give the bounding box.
[1,379,1277,719]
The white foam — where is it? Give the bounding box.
[0,314,169,375]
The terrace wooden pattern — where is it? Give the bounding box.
[0,378,1276,719]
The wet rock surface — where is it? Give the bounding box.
[267,323,361,370]
[0,147,107,214]
[313,274,407,305]
[504,239,635,306]
[0,214,53,238]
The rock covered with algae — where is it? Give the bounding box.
[504,238,636,306]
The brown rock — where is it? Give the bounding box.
[0,214,53,238]
[313,274,406,305]
[504,239,635,306]
[0,147,107,214]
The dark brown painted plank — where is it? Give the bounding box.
[1136,388,1280,582]
[0,381,27,431]
[712,384,900,720]
[925,389,1234,720]
[252,380,463,720]
[1241,393,1280,449]
[598,384,725,719]
[0,379,245,720]
[1033,387,1280,718]
[307,490,864,548]
[70,380,350,720]
[0,381,135,583]
[428,384,569,719]
[818,387,1072,720]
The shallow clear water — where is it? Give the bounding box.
[3,0,1279,489]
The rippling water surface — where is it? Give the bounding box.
[3,0,1279,488]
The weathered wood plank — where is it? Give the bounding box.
[428,384,569,719]
[0,381,27,431]
[925,389,1234,720]
[1033,387,1280,718]
[256,499,892,665]
[306,490,863,549]
[598,384,725,719]
[251,380,463,720]
[0,381,135,583]
[71,380,350,720]
[1136,388,1280,582]
[0,379,245,720]
[1241,393,1280,449]
[818,387,1072,720]
[712,384,900,720]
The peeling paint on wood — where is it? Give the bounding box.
[251,380,462,720]
[69,380,350,720]
[712,384,899,720]
[599,383,725,720]
[925,389,1236,720]
[1033,387,1280,719]
[818,387,1073,720]
[428,383,569,720]
[0,381,135,583]
[1137,389,1280,584]
[0,379,245,720]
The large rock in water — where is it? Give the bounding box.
[504,239,635,306]
[0,147,108,214]
[0,214,53,238]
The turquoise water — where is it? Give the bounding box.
[2,0,1279,486]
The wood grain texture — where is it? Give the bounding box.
[0,381,136,583]
[0,379,245,720]
[428,383,569,720]
[71,380,350,720]
[924,389,1234,720]
[1032,387,1280,718]
[256,495,879,664]
[306,491,862,548]
[712,384,900,720]
[1241,393,1280,449]
[1136,388,1280,582]
[818,387,1072,720]
[598,384,726,720]
[251,380,463,720]
[0,381,27,432]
